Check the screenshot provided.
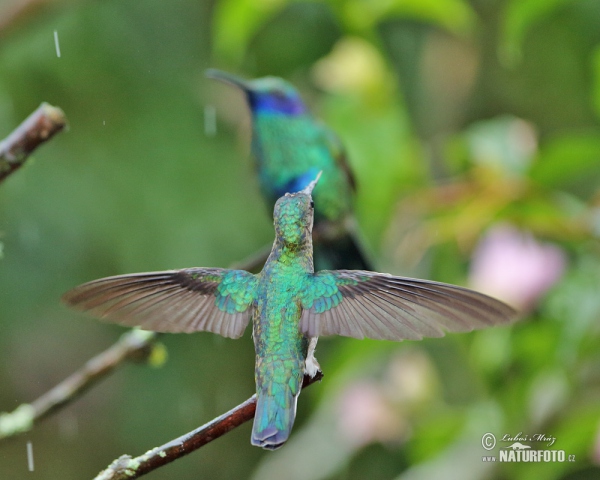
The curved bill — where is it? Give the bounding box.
[205,69,251,91]
[300,171,322,195]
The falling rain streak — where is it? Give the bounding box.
[53,30,61,58]
[26,441,34,471]
[204,105,217,136]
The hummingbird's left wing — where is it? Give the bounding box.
[300,270,518,341]
[63,268,258,339]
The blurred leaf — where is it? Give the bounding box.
[211,0,285,63]
[245,3,341,76]
[470,327,513,376]
[544,252,600,365]
[503,194,588,242]
[500,0,574,66]
[529,134,600,197]
[591,44,600,119]
[408,410,466,463]
[379,21,479,142]
[343,0,477,35]
[511,319,562,374]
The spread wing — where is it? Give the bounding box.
[62,268,258,339]
[300,270,518,341]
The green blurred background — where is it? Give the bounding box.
[1,0,600,478]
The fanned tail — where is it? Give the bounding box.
[251,380,300,450]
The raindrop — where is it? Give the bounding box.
[26,441,34,472]
[53,30,61,58]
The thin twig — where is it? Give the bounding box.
[0,102,67,183]
[93,372,324,480]
[0,329,160,441]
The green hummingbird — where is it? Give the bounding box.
[63,173,516,450]
[205,69,372,271]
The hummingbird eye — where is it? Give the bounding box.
[310,200,315,209]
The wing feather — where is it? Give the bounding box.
[301,270,518,341]
[63,268,258,339]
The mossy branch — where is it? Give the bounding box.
[93,371,323,480]
[0,102,67,183]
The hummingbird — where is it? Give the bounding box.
[205,69,372,271]
[63,173,517,450]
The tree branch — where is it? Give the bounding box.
[0,102,67,183]
[0,329,161,441]
[0,0,55,38]
[93,371,324,480]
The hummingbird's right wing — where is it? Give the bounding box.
[62,268,258,339]
[299,270,518,341]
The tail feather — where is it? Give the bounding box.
[251,384,300,450]
[314,231,373,271]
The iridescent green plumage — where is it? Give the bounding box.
[206,69,370,271]
[63,175,518,449]
[251,112,353,223]
[250,186,316,447]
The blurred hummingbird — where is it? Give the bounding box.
[63,173,517,450]
[205,68,372,271]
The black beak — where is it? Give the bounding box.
[205,69,251,92]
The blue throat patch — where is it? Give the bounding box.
[274,168,322,197]
[250,93,306,116]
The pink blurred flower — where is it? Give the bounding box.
[469,224,566,311]
[336,381,400,448]
[593,421,600,465]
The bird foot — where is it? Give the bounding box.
[305,337,320,378]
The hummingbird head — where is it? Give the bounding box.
[206,69,307,116]
[273,172,321,247]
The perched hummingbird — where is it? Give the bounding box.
[63,174,517,450]
[205,69,372,271]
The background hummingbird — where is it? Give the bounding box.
[63,174,517,450]
[205,69,372,271]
